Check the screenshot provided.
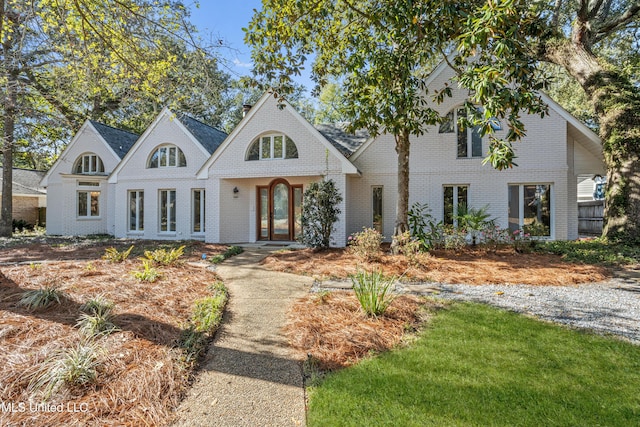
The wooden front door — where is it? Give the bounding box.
[257,179,302,241]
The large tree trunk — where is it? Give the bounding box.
[391,130,410,253]
[542,40,640,242]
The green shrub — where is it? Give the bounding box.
[191,294,227,333]
[19,287,63,310]
[144,245,185,265]
[209,246,244,264]
[131,259,161,282]
[80,294,115,315]
[29,341,102,399]
[408,202,444,250]
[300,179,343,249]
[350,269,396,317]
[393,231,422,265]
[455,203,495,245]
[348,227,383,261]
[102,245,134,263]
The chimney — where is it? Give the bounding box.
[242,104,252,117]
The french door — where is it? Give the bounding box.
[257,179,303,241]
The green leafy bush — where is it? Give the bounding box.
[102,245,134,263]
[408,202,444,250]
[19,287,63,310]
[144,245,185,265]
[209,246,244,264]
[350,269,396,317]
[348,227,383,261]
[300,179,343,249]
[131,259,161,282]
[393,231,422,265]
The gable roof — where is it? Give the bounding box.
[108,107,228,183]
[89,121,139,158]
[175,113,227,155]
[0,168,46,196]
[196,92,360,178]
[314,123,369,157]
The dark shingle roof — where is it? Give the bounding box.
[89,121,139,159]
[0,168,46,195]
[314,123,370,157]
[175,113,228,155]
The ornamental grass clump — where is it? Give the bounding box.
[132,259,161,282]
[19,286,63,310]
[350,269,396,317]
[29,341,102,399]
[77,295,118,337]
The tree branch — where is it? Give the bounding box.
[594,2,640,42]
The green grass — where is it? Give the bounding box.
[535,238,640,266]
[307,303,640,427]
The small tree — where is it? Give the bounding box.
[300,179,343,249]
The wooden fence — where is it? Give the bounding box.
[578,200,604,235]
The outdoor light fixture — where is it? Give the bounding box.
[233,187,239,194]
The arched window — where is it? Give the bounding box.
[439,106,501,158]
[74,153,105,174]
[246,134,299,161]
[148,144,187,168]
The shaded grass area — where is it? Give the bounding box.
[536,238,640,266]
[307,303,640,427]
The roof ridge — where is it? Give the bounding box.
[89,120,140,137]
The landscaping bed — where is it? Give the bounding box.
[0,240,228,426]
[263,246,610,285]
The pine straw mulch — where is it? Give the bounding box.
[285,292,442,371]
[263,246,610,285]
[0,241,228,427]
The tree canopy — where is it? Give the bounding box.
[247,0,640,242]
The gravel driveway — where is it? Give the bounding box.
[425,278,640,344]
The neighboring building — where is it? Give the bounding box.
[41,63,604,244]
[0,167,47,226]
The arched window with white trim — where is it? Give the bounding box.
[148,144,187,168]
[74,153,105,174]
[246,134,299,161]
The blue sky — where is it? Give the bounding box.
[186,1,314,92]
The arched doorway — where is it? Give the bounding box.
[257,179,303,241]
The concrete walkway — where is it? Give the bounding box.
[170,248,313,427]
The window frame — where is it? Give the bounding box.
[192,189,205,234]
[439,106,501,159]
[74,154,105,175]
[443,185,468,227]
[77,190,100,218]
[128,190,144,233]
[372,186,383,234]
[508,183,553,238]
[148,144,187,168]
[246,134,299,161]
[159,189,177,233]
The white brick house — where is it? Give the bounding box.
[42,63,604,244]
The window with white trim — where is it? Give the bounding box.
[159,189,176,232]
[246,134,299,160]
[443,185,468,226]
[74,154,105,174]
[439,106,501,158]
[508,184,551,237]
[77,191,100,217]
[148,145,187,168]
[192,189,205,233]
[372,186,383,233]
[129,190,144,232]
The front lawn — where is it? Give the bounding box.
[307,303,640,427]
